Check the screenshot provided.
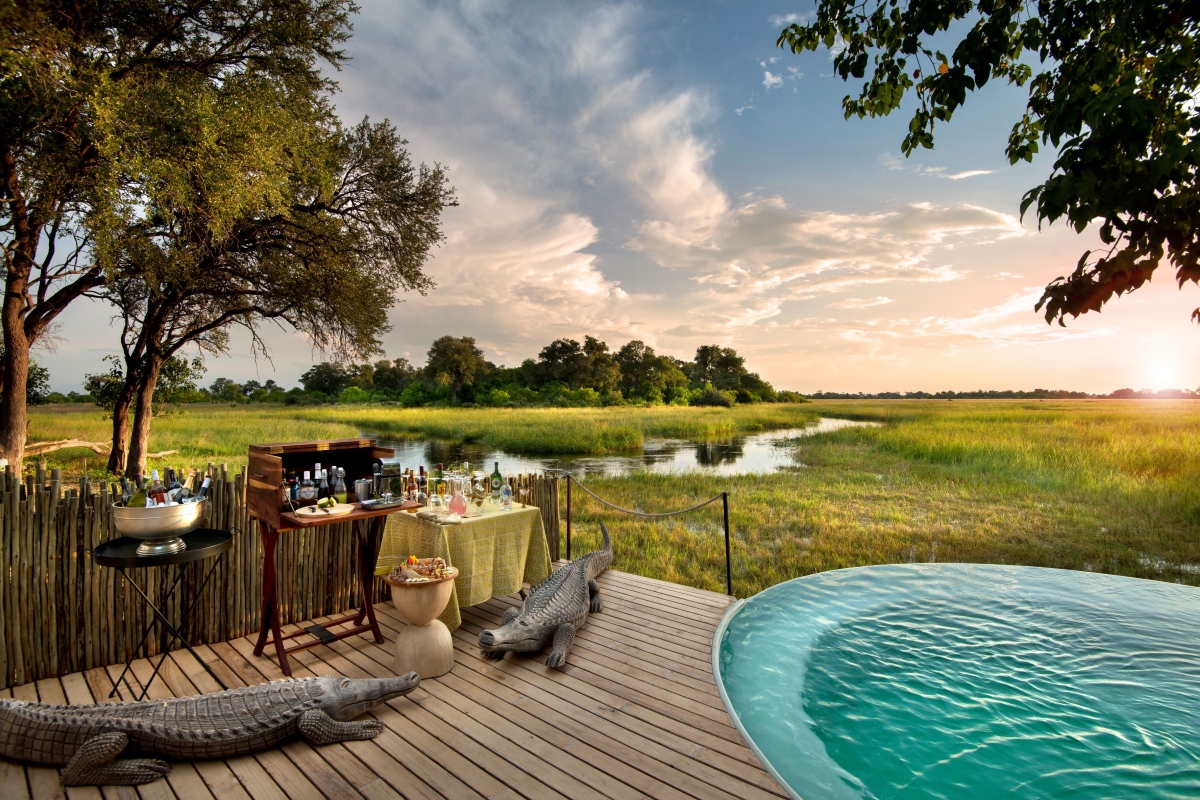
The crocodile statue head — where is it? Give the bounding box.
[316,673,421,720]
[479,523,613,667]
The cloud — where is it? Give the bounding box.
[630,198,1026,314]
[992,271,1022,279]
[770,12,813,25]
[735,104,755,116]
[944,169,993,180]
[829,297,894,309]
[763,71,783,89]
[880,154,993,179]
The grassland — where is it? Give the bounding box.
[25,399,1200,597]
[566,400,1200,595]
[25,402,820,473]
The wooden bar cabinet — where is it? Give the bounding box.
[246,438,417,675]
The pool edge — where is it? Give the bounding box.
[711,598,805,800]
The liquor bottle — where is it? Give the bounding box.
[298,471,316,505]
[318,468,330,500]
[148,470,168,506]
[491,462,503,502]
[288,471,299,502]
[195,476,212,501]
[166,468,184,503]
[333,467,347,504]
[127,474,147,507]
[434,464,447,501]
[418,466,427,494]
[500,481,512,511]
[120,475,131,506]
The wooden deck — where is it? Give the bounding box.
[3,567,784,800]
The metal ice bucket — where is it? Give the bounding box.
[112,499,208,556]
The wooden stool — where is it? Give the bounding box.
[388,567,458,678]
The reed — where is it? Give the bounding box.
[564,400,1200,597]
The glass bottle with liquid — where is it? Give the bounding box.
[333,467,347,504]
[299,471,317,505]
[148,470,168,506]
[317,468,330,500]
[500,481,512,511]
[490,461,503,502]
[127,474,148,508]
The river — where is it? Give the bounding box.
[363,417,877,477]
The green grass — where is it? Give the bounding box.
[301,403,820,454]
[25,402,821,474]
[26,399,1200,598]
[565,400,1200,596]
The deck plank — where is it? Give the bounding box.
[7,569,781,800]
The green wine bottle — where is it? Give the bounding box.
[490,461,503,502]
[127,475,148,507]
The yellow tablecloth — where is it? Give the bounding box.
[375,506,551,631]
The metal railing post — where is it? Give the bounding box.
[722,492,732,596]
[566,476,572,560]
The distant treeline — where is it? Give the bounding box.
[808,388,1200,400]
[76,337,805,411]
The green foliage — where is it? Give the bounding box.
[692,387,734,407]
[338,386,372,404]
[300,362,351,397]
[153,357,205,415]
[425,336,488,403]
[83,356,126,413]
[778,2,1200,324]
[26,361,50,405]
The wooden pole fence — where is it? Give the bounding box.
[0,465,561,690]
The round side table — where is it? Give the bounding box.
[387,567,458,678]
[93,528,232,699]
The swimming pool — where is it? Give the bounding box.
[713,564,1200,799]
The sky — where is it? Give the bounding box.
[39,0,1200,394]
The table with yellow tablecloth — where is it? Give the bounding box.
[374,505,551,631]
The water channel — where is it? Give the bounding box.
[363,417,877,477]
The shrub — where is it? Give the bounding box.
[600,389,625,406]
[400,381,433,407]
[692,387,733,407]
[339,386,372,404]
[570,387,602,407]
[482,388,512,407]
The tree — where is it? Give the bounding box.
[778,3,1200,325]
[614,341,688,399]
[373,358,419,393]
[95,104,451,473]
[580,336,622,392]
[425,336,488,404]
[300,363,352,397]
[209,378,246,404]
[536,339,588,388]
[692,345,748,391]
[0,0,358,465]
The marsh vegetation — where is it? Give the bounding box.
[27,400,1200,596]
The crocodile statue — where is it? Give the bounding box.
[479,522,613,667]
[0,673,419,786]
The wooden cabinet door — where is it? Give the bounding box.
[248,450,282,529]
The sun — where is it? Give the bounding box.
[1146,359,1182,391]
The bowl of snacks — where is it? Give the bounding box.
[386,557,458,626]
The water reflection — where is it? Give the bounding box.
[364,417,877,477]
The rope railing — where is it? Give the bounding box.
[564,474,734,596]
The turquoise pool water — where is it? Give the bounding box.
[714,564,1200,799]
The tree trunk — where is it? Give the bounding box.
[126,353,164,477]
[105,379,138,474]
[0,298,30,467]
